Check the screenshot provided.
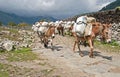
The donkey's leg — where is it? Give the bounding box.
[73,36,79,52]
[77,40,83,57]
[40,36,44,43]
[73,36,78,52]
[88,38,94,58]
[61,27,64,36]
[58,30,61,35]
[73,41,77,52]
[43,37,48,48]
[37,31,42,43]
[50,39,54,51]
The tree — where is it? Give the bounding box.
[0,21,2,26]
[18,22,29,29]
[115,6,120,13]
[39,19,46,22]
[8,22,17,28]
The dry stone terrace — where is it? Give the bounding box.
[64,9,120,44]
[0,20,120,51]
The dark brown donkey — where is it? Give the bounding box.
[72,22,112,58]
[57,24,64,36]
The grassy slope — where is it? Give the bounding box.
[94,40,120,53]
[101,0,120,11]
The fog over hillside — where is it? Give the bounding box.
[0,0,115,19]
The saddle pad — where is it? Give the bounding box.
[84,23,92,36]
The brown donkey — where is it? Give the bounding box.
[43,26,56,50]
[72,22,112,58]
[56,24,64,36]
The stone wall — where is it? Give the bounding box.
[111,23,120,43]
[65,9,120,24]
[87,9,120,24]
[65,9,120,44]
[88,9,120,43]
[0,27,34,51]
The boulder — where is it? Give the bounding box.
[2,41,14,51]
[19,43,29,48]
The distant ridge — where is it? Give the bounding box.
[64,8,120,24]
[100,0,120,11]
[0,11,57,25]
[64,0,120,24]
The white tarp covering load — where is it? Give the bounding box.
[84,23,92,36]
[38,26,48,34]
[32,22,49,36]
[38,22,48,34]
[73,16,87,35]
[76,16,87,23]
[72,16,96,37]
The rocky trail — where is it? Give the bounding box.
[0,34,120,77]
[31,35,120,77]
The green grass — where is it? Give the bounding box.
[38,62,47,66]
[0,63,33,77]
[0,63,9,77]
[41,68,54,76]
[94,40,120,53]
[0,27,21,41]
[0,27,18,33]
[6,47,38,62]
[116,6,120,10]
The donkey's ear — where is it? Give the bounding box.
[108,24,112,27]
[102,24,106,28]
[97,22,101,26]
[92,23,96,26]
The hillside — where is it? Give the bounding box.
[0,11,57,25]
[64,8,120,24]
[64,0,120,24]
[101,0,120,11]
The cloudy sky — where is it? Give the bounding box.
[0,0,115,19]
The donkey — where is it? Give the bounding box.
[32,21,49,43]
[72,22,112,58]
[43,26,56,50]
[57,23,64,36]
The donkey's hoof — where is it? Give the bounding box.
[73,49,76,53]
[73,50,76,53]
[89,54,95,58]
[80,53,84,57]
[44,44,48,48]
[89,55,93,58]
[51,48,54,51]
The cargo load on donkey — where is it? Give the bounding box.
[73,15,96,37]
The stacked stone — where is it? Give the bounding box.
[64,9,120,44]
[88,9,120,24]
[0,28,34,52]
[65,9,120,24]
[111,23,120,43]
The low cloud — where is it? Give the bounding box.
[0,0,115,19]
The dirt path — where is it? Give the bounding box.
[32,35,120,77]
[0,35,120,77]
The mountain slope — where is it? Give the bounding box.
[64,8,120,24]
[0,11,57,25]
[101,0,120,11]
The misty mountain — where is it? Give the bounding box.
[0,11,57,25]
